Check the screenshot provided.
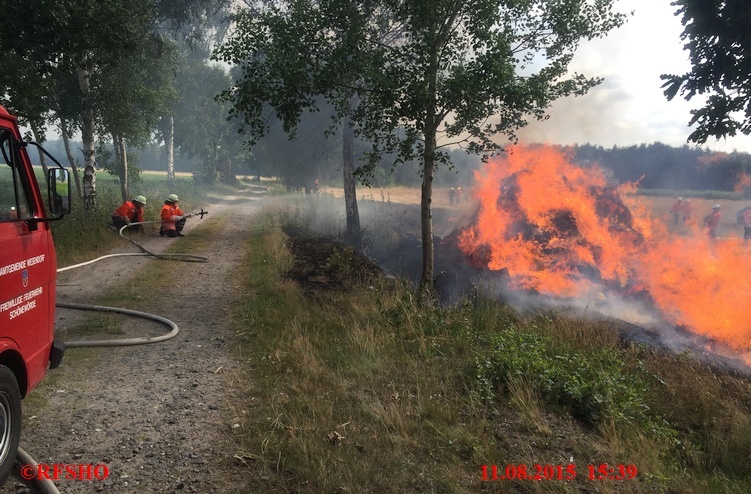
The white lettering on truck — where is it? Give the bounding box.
[0,254,45,278]
[27,254,45,266]
[0,286,43,319]
[0,261,26,277]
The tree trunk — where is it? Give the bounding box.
[121,137,129,202]
[342,114,361,246]
[166,114,176,191]
[419,53,439,297]
[77,62,97,209]
[420,126,436,297]
[114,134,129,202]
[59,117,83,200]
[30,124,49,181]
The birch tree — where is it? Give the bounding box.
[219,0,627,295]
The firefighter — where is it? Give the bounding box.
[670,197,684,225]
[111,195,146,233]
[703,204,721,239]
[160,193,189,237]
[743,207,751,241]
[448,186,456,205]
[681,198,693,223]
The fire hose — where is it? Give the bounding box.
[18,213,210,492]
[57,212,211,271]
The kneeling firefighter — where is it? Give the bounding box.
[160,193,192,237]
[112,195,146,233]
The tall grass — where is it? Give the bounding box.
[228,211,751,494]
[49,172,209,266]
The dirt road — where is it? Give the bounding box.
[3,192,264,493]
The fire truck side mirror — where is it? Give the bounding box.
[48,168,71,215]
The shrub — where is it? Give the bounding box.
[475,329,655,428]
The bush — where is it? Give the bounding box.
[475,329,655,427]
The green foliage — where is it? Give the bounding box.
[0,0,232,199]
[475,329,657,428]
[217,0,628,290]
[218,0,628,170]
[97,34,179,147]
[96,141,142,188]
[174,56,247,185]
[662,1,751,143]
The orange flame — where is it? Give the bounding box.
[459,145,751,350]
[697,152,729,167]
[734,172,751,193]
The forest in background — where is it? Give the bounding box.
[29,135,751,192]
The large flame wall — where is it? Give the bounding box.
[458,145,751,350]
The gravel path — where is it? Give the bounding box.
[2,193,263,493]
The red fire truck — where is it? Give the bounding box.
[0,105,67,484]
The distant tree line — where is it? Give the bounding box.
[30,136,751,194]
[572,143,751,192]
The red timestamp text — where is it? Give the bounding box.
[480,463,638,481]
[481,464,576,481]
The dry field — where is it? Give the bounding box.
[322,185,751,239]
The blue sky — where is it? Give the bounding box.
[517,0,751,154]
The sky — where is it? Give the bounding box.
[516,0,751,154]
[32,0,751,156]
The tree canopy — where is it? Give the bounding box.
[218,0,628,294]
[0,0,232,201]
[662,0,751,144]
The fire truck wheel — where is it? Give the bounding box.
[0,365,21,486]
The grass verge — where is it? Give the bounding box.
[228,215,751,494]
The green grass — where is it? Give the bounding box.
[227,211,751,494]
[637,188,742,200]
[49,172,210,266]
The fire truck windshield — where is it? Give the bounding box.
[0,128,33,221]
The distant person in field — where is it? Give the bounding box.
[703,204,721,239]
[448,187,456,205]
[682,198,693,223]
[111,195,146,233]
[160,194,188,237]
[741,207,751,241]
[670,197,684,225]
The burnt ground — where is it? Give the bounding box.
[2,192,265,494]
[283,228,384,295]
